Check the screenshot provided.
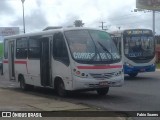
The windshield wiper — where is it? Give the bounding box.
[89,47,98,61]
[97,41,114,61]
[87,30,102,62]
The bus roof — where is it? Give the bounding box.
[4,27,108,39]
[109,28,152,37]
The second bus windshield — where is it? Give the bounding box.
[124,35,154,59]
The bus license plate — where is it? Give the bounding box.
[140,69,145,72]
[99,82,108,86]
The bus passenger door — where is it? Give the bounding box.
[8,41,15,80]
[40,37,52,86]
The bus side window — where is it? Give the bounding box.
[28,36,41,59]
[53,33,70,66]
[16,38,28,59]
[4,40,8,59]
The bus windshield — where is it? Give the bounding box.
[64,29,120,63]
[124,31,154,60]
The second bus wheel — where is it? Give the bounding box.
[96,87,109,96]
[56,80,67,97]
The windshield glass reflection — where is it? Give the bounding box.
[65,29,120,63]
[124,36,154,59]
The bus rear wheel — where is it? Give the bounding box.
[19,76,32,90]
[19,76,27,90]
[56,80,67,97]
[96,87,109,96]
[128,73,138,77]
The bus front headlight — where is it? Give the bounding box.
[125,62,133,68]
[73,68,88,78]
[151,63,155,66]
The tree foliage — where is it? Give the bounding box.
[74,20,84,27]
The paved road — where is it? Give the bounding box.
[63,71,160,120]
[63,71,160,111]
[0,71,160,120]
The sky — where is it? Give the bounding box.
[0,0,160,34]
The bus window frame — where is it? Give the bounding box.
[16,37,28,59]
[52,32,70,66]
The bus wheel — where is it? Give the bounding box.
[128,73,138,77]
[19,76,33,90]
[56,80,67,97]
[19,76,28,90]
[96,87,109,96]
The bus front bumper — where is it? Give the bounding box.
[124,64,156,74]
[72,75,124,90]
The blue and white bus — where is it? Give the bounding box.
[111,29,156,77]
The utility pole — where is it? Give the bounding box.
[21,0,26,33]
[153,10,155,36]
[99,22,107,31]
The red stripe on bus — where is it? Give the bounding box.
[14,61,28,74]
[3,60,8,63]
[3,60,29,74]
[77,65,122,69]
[3,60,27,64]
[14,61,27,64]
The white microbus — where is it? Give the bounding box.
[3,27,124,96]
[110,29,156,77]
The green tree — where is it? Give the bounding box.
[74,20,84,27]
[0,43,3,57]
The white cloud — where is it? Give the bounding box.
[0,0,159,34]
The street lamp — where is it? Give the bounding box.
[21,0,25,33]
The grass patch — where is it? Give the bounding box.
[157,63,160,69]
[0,43,3,57]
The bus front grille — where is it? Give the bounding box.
[90,72,117,79]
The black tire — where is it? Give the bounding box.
[128,73,138,77]
[97,87,109,96]
[56,80,67,97]
[19,76,29,90]
[19,76,26,90]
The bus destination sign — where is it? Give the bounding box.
[124,29,152,35]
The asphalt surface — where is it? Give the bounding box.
[63,71,160,111]
[63,71,160,120]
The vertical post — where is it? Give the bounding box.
[153,10,157,47]
[99,22,105,30]
[21,0,25,33]
[102,22,104,30]
[153,10,155,37]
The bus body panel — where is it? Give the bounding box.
[51,60,73,90]
[3,59,9,80]
[27,60,41,86]
[14,59,33,85]
[71,62,124,90]
[123,57,156,74]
